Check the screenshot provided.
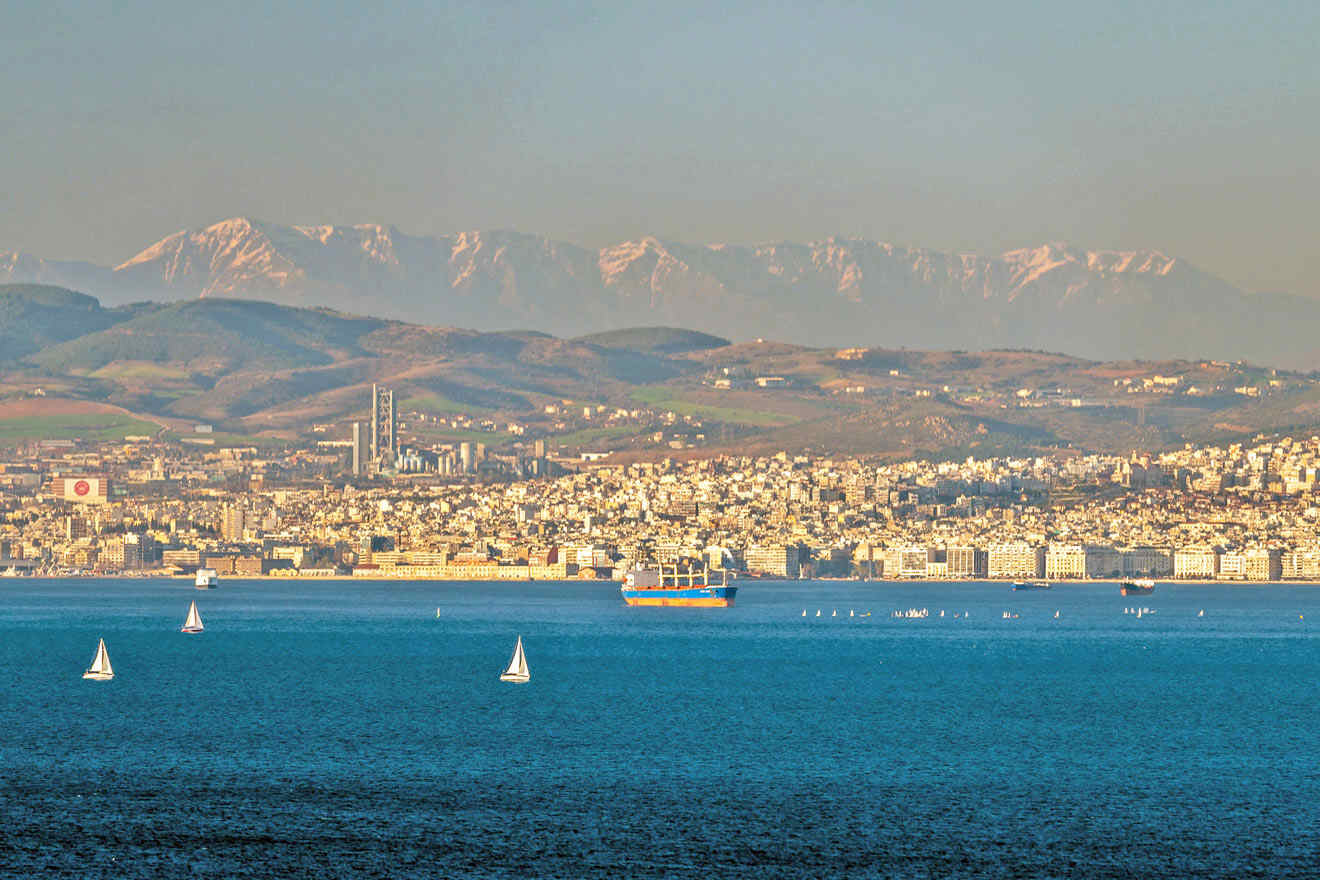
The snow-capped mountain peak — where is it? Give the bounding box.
[1,220,1290,363]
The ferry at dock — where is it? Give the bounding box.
[620,564,737,607]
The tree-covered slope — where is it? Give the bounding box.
[0,284,121,362]
[28,298,391,373]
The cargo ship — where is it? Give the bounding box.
[1120,578,1155,596]
[620,564,737,607]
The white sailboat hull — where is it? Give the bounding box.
[180,600,204,633]
[500,635,529,683]
[84,638,113,680]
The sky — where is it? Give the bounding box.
[4,0,1319,295]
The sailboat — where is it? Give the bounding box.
[499,635,530,683]
[82,638,114,681]
[1053,610,1060,619]
[1197,609,1204,618]
[180,600,204,634]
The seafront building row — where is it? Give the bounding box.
[6,432,1320,581]
[858,542,1291,582]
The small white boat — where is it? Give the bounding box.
[1053,610,1060,619]
[82,638,114,681]
[831,609,837,617]
[849,609,854,617]
[1197,609,1204,618]
[436,607,442,618]
[499,635,529,683]
[815,609,821,617]
[180,600,204,633]
[939,610,945,618]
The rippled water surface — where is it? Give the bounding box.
[2,578,1319,878]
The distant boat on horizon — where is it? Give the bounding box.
[499,635,530,683]
[82,638,114,681]
[181,600,204,634]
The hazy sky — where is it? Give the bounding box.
[4,0,1319,295]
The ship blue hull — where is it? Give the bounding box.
[620,585,738,607]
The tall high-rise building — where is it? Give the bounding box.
[459,441,473,473]
[370,384,396,468]
[221,504,248,542]
[351,421,368,477]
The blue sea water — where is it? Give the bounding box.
[2,578,1319,878]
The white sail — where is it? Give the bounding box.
[84,638,113,679]
[500,636,529,682]
[182,600,203,632]
[93,639,111,674]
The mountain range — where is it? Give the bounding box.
[4,218,1316,367]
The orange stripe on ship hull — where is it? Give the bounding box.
[622,596,732,607]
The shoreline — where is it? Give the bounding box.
[5,573,1320,587]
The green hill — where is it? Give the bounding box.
[574,326,730,354]
[29,298,391,374]
[0,284,120,362]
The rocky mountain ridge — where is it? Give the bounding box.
[3,219,1312,366]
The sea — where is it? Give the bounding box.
[2,578,1319,879]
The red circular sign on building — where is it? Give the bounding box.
[73,480,91,496]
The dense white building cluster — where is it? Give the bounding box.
[4,433,1320,581]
